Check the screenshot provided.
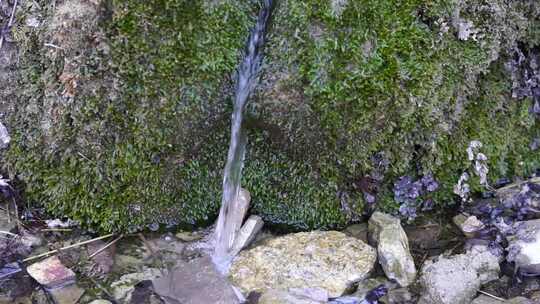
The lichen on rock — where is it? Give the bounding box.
[229,231,376,297]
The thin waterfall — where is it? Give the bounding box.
[212,0,275,272]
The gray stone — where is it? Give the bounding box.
[507,219,540,274]
[88,300,113,304]
[48,284,85,304]
[230,231,377,298]
[369,212,417,287]
[231,215,264,256]
[214,188,251,269]
[418,248,500,304]
[27,256,76,289]
[152,256,240,304]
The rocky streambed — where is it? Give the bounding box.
[2,179,540,304]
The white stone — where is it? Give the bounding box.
[418,248,500,304]
[231,215,264,256]
[507,219,540,274]
[0,122,10,149]
[369,212,417,287]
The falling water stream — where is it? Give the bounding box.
[212,0,275,272]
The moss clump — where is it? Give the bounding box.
[4,0,540,232]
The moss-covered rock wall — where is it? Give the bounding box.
[3,0,540,232]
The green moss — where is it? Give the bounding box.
[4,0,540,232]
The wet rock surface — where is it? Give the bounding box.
[369,212,417,287]
[230,231,377,297]
[111,268,162,303]
[152,256,240,304]
[48,284,85,304]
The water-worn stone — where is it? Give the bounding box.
[48,284,85,304]
[26,256,76,289]
[258,288,328,304]
[88,300,113,304]
[230,231,377,297]
[369,212,416,287]
[418,248,500,304]
[231,215,264,256]
[507,219,540,274]
[152,256,240,304]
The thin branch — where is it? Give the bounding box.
[11,196,20,231]
[40,228,73,232]
[0,230,18,237]
[23,233,115,262]
[7,0,17,27]
[89,234,123,259]
[44,43,64,50]
[477,290,506,302]
[0,0,17,50]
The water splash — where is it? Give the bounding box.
[212,0,275,272]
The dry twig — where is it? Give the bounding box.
[477,290,506,302]
[0,0,17,50]
[89,234,123,259]
[23,233,115,262]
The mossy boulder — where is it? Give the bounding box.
[2,0,540,232]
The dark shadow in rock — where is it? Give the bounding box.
[130,280,153,304]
